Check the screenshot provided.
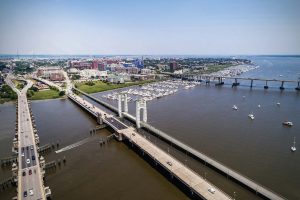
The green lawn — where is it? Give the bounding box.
[75,80,156,94]
[29,89,61,100]
[12,79,26,90]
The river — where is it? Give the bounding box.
[0,56,299,199]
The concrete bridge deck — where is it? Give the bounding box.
[74,87,286,200]
[67,92,232,200]
[6,76,48,200]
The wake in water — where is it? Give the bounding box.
[55,137,94,153]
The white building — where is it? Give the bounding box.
[80,69,108,80]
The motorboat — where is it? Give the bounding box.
[258,104,261,108]
[291,137,296,152]
[277,102,280,106]
[232,105,238,110]
[248,113,255,120]
[283,121,293,126]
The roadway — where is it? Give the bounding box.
[6,76,46,200]
[67,92,231,200]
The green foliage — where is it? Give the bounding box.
[71,75,81,80]
[30,86,39,92]
[59,91,65,96]
[27,90,34,98]
[0,84,17,100]
[76,80,156,94]
[14,61,34,75]
[85,81,95,86]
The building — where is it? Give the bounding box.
[70,61,93,70]
[37,67,65,81]
[169,61,178,72]
[80,69,107,80]
[107,74,125,84]
[141,68,152,75]
[126,67,139,74]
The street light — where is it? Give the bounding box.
[233,191,236,200]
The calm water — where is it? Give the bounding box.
[0,56,299,199]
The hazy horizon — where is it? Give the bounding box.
[1,0,300,55]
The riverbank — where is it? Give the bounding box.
[75,80,156,94]
[0,84,17,104]
[28,89,62,100]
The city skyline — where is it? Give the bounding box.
[0,0,300,55]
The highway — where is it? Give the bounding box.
[6,76,46,200]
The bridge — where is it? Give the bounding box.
[67,92,232,200]
[74,87,286,200]
[5,75,51,200]
[162,72,300,90]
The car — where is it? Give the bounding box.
[30,146,34,150]
[22,171,26,176]
[26,159,30,164]
[23,191,27,197]
[21,153,25,157]
[208,188,216,194]
[29,189,34,196]
[29,169,32,175]
[167,161,173,166]
[32,155,35,160]
[26,146,29,150]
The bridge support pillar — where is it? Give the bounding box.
[136,100,147,129]
[124,94,128,113]
[264,81,269,89]
[280,81,285,90]
[11,163,18,184]
[97,113,103,125]
[295,82,300,91]
[118,94,122,117]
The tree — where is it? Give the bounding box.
[59,91,65,96]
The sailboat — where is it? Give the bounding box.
[291,137,296,152]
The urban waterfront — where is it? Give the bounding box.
[1,56,299,199]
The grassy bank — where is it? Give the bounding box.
[12,79,26,90]
[28,89,61,100]
[75,80,156,94]
[201,63,237,74]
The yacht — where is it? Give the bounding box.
[232,105,238,110]
[291,137,296,152]
[248,113,255,120]
[283,121,293,126]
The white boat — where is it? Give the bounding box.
[232,105,238,110]
[291,137,296,152]
[277,102,280,106]
[258,104,261,108]
[248,113,255,120]
[283,121,293,126]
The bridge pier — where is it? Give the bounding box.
[295,82,300,91]
[215,77,224,86]
[264,81,269,89]
[280,81,285,90]
[232,78,240,87]
[97,113,103,125]
[118,94,122,117]
[124,94,128,113]
[136,100,147,129]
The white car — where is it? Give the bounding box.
[21,153,25,157]
[26,159,30,164]
[208,188,216,194]
[29,189,34,196]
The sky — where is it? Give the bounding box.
[0,0,300,55]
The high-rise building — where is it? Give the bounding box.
[169,61,178,72]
